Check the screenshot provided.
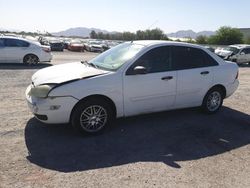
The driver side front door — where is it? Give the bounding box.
[123,46,177,117]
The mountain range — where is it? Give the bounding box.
[52,27,112,37]
[167,30,215,39]
[52,27,215,38]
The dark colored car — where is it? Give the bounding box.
[50,41,64,51]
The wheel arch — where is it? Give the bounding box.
[206,84,226,99]
[70,94,117,122]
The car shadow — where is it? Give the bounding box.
[25,106,250,172]
[0,63,52,70]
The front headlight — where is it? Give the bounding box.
[28,84,56,98]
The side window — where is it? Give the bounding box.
[245,48,250,54]
[0,39,4,47]
[127,46,172,74]
[4,39,29,47]
[241,49,247,54]
[16,40,29,47]
[202,51,219,66]
[172,46,217,70]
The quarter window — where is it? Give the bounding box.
[127,46,172,74]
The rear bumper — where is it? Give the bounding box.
[39,52,53,62]
[225,79,239,98]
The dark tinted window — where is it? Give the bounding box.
[0,39,4,47]
[172,46,217,70]
[5,39,29,47]
[242,48,250,54]
[127,46,172,74]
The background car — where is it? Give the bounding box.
[228,45,250,64]
[26,41,239,134]
[215,46,235,58]
[85,41,104,53]
[0,36,52,64]
[49,40,64,51]
[68,41,85,52]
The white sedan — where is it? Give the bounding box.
[26,41,239,134]
[0,36,52,64]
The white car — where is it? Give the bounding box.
[215,47,233,58]
[26,41,239,134]
[0,36,52,64]
[227,45,250,65]
[215,45,250,65]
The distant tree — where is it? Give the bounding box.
[90,30,97,39]
[208,26,243,45]
[136,30,144,40]
[97,32,105,39]
[89,28,169,41]
[196,35,208,44]
[244,36,250,44]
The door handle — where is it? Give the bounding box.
[161,76,173,80]
[200,71,209,75]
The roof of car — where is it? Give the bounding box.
[132,40,204,49]
[230,44,250,49]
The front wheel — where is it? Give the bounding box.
[202,88,224,114]
[71,99,114,134]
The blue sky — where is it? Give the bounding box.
[0,0,249,33]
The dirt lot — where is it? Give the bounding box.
[0,50,250,188]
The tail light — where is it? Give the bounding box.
[42,47,51,53]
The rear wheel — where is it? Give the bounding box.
[202,88,224,114]
[23,54,39,65]
[71,98,114,134]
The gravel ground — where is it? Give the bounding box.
[0,51,250,188]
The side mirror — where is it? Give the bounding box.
[133,66,147,75]
[240,52,245,55]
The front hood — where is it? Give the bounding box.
[32,62,108,86]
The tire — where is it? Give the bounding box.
[71,98,114,135]
[202,88,224,114]
[23,54,39,65]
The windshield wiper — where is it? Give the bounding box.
[81,60,98,69]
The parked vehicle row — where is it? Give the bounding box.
[215,44,250,65]
[26,41,239,134]
[0,36,52,64]
[38,36,121,52]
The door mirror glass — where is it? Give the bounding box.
[133,66,147,74]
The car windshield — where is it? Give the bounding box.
[89,42,144,71]
[224,47,240,54]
